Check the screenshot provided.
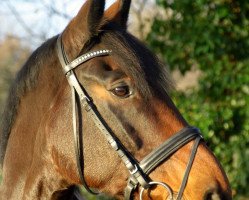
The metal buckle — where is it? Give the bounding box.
[80,96,92,112]
[108,138,119,151]
[129,165,138,175]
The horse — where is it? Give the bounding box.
[0,0,232,199]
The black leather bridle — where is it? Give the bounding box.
[56,34,203,200]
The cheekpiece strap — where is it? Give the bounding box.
[56,34,112,195]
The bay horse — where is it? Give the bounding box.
[0,0,232,199]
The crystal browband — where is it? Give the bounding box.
[63,49,112,74]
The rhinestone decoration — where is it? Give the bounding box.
[64,49,112,74]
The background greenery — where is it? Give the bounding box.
[0,0,248,199]
[147,0,249,199]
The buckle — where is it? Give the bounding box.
[80,96,92,112]
[129,165,138,175]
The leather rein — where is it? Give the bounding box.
[56,35,203,200]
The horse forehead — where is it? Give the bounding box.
[89,56,121,70]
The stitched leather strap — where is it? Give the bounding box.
[140,127,201,174]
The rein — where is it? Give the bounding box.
[56,35,203,200]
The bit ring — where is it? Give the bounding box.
[139,181,173,200]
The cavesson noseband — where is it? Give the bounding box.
[56,34,203,200]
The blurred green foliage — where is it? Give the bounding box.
[147,0,249,198]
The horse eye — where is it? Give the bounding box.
[111,85,131,98]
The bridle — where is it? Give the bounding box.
[56,34,203,200]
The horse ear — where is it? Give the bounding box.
[104,0,131,29]
[62,0,105,58]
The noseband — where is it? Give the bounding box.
[56,35,203,200]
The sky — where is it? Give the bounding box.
[0,0,115,47]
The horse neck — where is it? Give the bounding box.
[0,58,70,199]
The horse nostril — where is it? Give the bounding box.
[204,189,232,200]
[204,190,221,200]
